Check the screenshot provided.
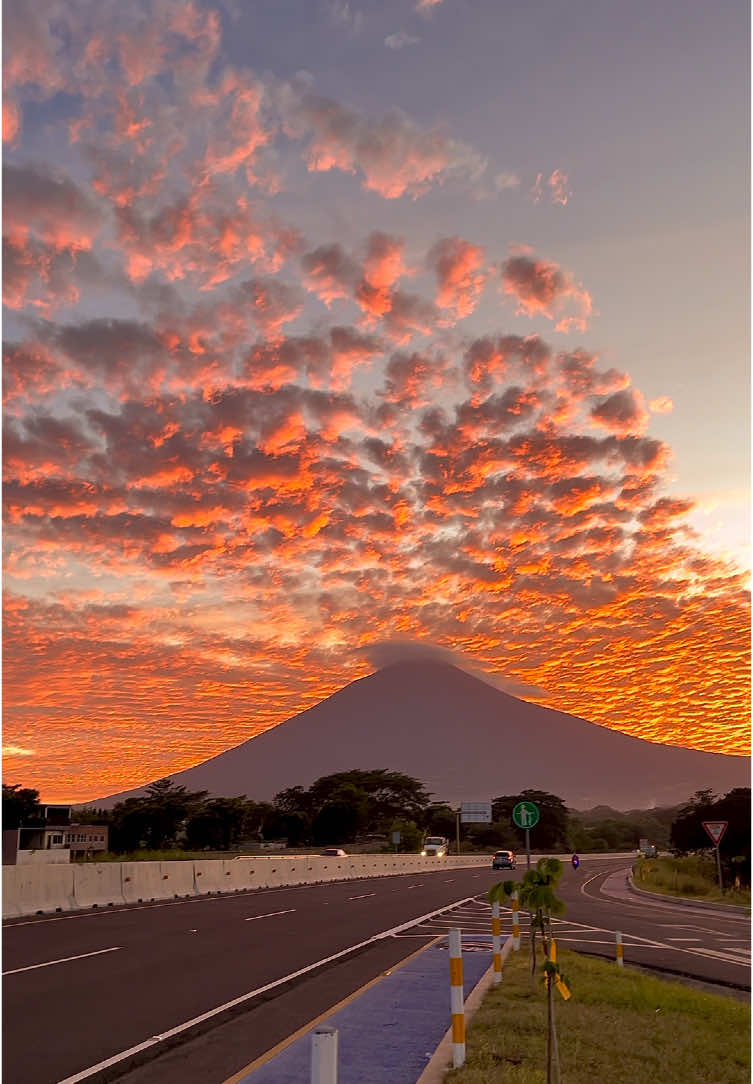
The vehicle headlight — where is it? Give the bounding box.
[421,850,426,856]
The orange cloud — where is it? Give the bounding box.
[2,0,747,804]
[3,99,21,143]
[501,253,593,333]
[427,236,489,319]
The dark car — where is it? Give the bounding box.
[492,850,516,869]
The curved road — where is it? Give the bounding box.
[2,856,748,1084]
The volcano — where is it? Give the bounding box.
[94,661,749,810]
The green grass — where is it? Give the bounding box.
[449,947,750,1084]
[635,856,750,907]
[87,849,229,862]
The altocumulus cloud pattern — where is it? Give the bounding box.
[2,0,749,800]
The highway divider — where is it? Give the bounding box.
[2,863,77,917]
[3,854,491,917]
[2,852,637,919]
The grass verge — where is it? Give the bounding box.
[635,856,750,907]
[448,947,750,1083]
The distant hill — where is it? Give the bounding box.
[92,661,750,811]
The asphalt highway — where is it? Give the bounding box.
[3,857,749,1084]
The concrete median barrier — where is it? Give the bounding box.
[192,860,226,894]
[158,861,196,898]
[121,861,167,904]
[3,863,76,916]
[73,863,126,909]
[222,859,269,891]
[3,851,512,918]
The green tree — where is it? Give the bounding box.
[423,803,456,837]
[2,784,41,828]
[274,769,431,843]
[274,786,314,816]
[312,801,361,844]
[110,778,208,851]
[518,857,566,977]
[391,818,423,852]
[183,797,249,850]
[308,769,430,831]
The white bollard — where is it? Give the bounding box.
[512,890,521,951]
[616,930,624,967]
[491,900,502,984]
[311,1026,338,1084]
[449,927,466,1068]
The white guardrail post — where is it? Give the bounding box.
[491,899,502,984]
[616,930,624,967]
[511,889,520,950]
[449,927,466,1068]
[311,1025,338,1084]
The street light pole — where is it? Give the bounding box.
[456,809,461,856]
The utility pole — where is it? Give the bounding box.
[455,809,461,856]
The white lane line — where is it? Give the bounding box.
[504,908,752,968]
[666,937,701,942]
[54,893,483,1084]
[347,894,376,901]
[3,946,121,976]
[244,909,296,922]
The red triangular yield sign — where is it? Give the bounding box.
[702,820,728,845]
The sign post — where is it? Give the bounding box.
[702,821,728,893]
[512,801,540,869]
[458,802,492,857]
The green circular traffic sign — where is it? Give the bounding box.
[512,801,540,829]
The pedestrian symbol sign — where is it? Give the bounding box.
[702,821,728,846]
[512,801,540,829]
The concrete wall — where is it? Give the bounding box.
[16,849,71,865]
[2,853,491,918]
[2,852,637,919]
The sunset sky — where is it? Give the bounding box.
[3,0,750,802]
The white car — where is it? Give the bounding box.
[320,847,348,857]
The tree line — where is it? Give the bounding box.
[2,777,749,879]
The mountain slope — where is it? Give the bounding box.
[94,661,749,810]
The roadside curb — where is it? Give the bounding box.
[627,873,750,915]
[415,936,515,1084]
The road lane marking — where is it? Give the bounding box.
[666,937,701,942]
[3,946,121,976]
[347,894,376,901]
[54,894,483,1084]
[244,909,296,922]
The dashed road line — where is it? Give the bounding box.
[52,894,482,1084]
[3,946,121,976]
[244,910,296,922]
